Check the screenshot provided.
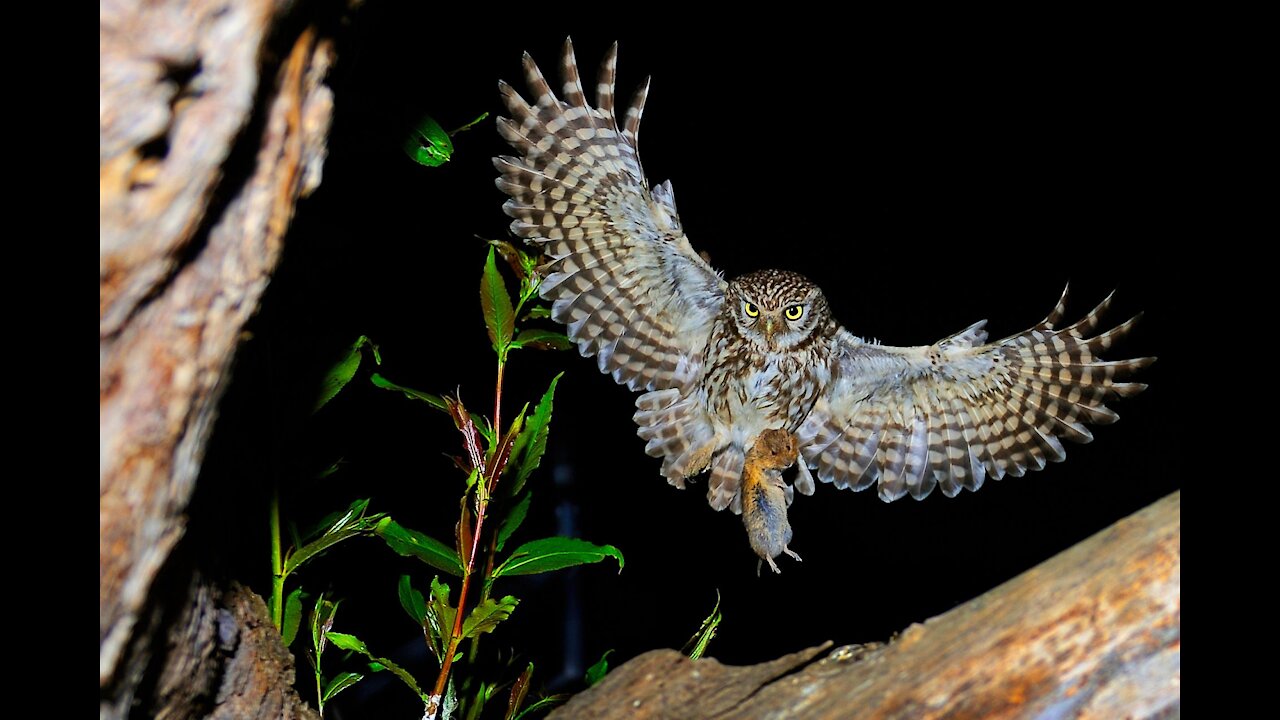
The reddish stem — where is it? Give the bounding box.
[427,356,506,716]
[429,506,486,714]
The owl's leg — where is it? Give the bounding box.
[657,437,717,490]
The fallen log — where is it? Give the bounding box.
[552,491,1180,719]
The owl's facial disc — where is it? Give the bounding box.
[728,269,827,348]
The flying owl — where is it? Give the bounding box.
[493,40,1153,572]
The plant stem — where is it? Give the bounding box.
[468,535,500,664]
[427,354,507,717]
[430,506,487,714]
[315,656,325,716]
[493,356,505,454]
[270,484,284,629]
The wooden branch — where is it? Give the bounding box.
[551,491,1180,719]
[99,0,334,700]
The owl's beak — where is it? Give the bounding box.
[763,317,776,341]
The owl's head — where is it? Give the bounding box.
[727,269,831,350]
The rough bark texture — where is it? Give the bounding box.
[551,491,1180,720]
[100,0,334,716]
[105,576,321,720]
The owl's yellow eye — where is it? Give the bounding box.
[743,302,760,318]
[785,305,804,321]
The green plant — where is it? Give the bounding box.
[268,243,624,718]
[404,112,490,167]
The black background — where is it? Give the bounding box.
[198,9,1185,716]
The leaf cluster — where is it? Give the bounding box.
[270,243,619,718]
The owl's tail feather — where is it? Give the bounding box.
[635,388,718,490]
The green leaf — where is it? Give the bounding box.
[398,575,428,626]
[370,373,447,410]
[405,114,454,167]
[513,696,567,720]
[523,305,552,320]
[330,634,428,702]
[465,680,497,720]
[282,587,305,648]
[369,374,499,445]
[510,329,572,351]
[297,503,348,545]
[495,491,531,552]
[311,595,340,657]
[285,499,384,577]
[463,467,481,492]
[681,591,723,661]
[314,459,343,479]
[585,650,613,687]
[376,518,464,576]
[481,247,515,353]
[424,577,457,663]
[472,412,495,446]
[322,498,370,538]
[461,596,519,639]
[494,537,624,578]
[314,336,377,413]
[326,631,368,654]
[298,497,370,546]
[323,671,364,702]
[510,374,562,495]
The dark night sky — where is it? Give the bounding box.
[198,10,1185,716]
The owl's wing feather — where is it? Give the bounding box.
[494,39,727,392]
[798,286,1154,501]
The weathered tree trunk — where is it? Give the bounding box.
[551,491,1180,720]
[100,1,333,716]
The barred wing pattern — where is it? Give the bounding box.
[494,39,1154,550]
[797,288,1154,502]
[493,40,727,393]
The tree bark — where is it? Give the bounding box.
[550,491,1180,720]
[100,1,334,716]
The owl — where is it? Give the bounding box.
[493,40,1153,571]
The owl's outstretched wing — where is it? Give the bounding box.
[494,39,727,392]
[797,287,1154,502]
